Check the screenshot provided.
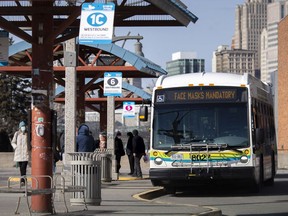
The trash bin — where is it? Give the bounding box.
[69,153,101,206]
[94,149,112,182]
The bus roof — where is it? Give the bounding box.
[155,72,270,92]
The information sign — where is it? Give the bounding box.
[123,102,135,118]
[104,72,122,96]
[79,3,115,45]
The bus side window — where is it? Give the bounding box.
[255,128,264,145]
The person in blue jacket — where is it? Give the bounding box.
[76,124,95,152]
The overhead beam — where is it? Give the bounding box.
[0,65,156,78]
[54,97,145,103]
[0,16,33,43]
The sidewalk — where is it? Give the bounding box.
[0,156,222,216]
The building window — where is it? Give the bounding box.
[281,5,285,19]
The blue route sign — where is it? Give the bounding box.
[79,3,115,45]
[104,72,122,96]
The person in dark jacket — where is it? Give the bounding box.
[132,129,146,178]
[76,124,95,152]
[114,131,125,173]
[126,132,134,175]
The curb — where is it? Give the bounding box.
[135,187,222,216]
[198,208,222,216]
[118,176,149,181]
[133,187,166,201]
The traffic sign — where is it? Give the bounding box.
[79,3,115,45]
[123,102,135,118]
[104,72,122,96]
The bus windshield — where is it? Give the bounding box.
[152,103,249,150]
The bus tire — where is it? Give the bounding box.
[151,180,160,187]
[250,156,263,193]
[265,176,274,186]
[164,186,176,195]
[265,153,275,186]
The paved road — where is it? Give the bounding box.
[155,169,288,216]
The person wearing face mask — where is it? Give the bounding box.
[11,121,31,186]
[114,131,125,173]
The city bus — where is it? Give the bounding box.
[147,72,277,193]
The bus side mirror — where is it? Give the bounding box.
[139,106,148,121]
[255,128,264,144]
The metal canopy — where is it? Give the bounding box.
[0,0,198,108]
[5,41,167,78]
[147,0,198,26]
[0,0,198,44]
[0,0,198,78]
[92,43,167,77]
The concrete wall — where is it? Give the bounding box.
[1,152,287,170]
[0,153,16,168]
[278,152,288,170]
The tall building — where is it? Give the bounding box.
[166,51,205,75]
[212,45,229,72]
[260,28,268,82]
[260,0,288,83]
[214,46,256,75]
[232,0,272,73]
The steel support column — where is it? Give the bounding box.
[30,1,54,213]
[77,74,86,126]
[99,102,107,132]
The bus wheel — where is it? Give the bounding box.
[164,186,176,195]
[250,157,263,193]
[265,176,274,186]
[151,180,160,187]
[250,180,261,193]
[265,153,275,186]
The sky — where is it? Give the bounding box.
[114,0,245,76]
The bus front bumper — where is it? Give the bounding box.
[149,167,255,187]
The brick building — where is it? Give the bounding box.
[277,15,288,168]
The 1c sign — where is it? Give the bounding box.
[79,3,115,45]
[88,13,107,26]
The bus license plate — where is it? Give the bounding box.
[190,154,210,161]
[171,153,183,160]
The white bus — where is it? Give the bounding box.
[146,72,277,193]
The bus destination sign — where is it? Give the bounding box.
[155,87,247,104]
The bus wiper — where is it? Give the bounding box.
[223,145,243,154]
[184,138,214,143]
[165,143,243,155]
[184,139,204,143]
[164,145,190,155]
[212,143,243,153]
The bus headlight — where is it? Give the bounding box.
[240,155,248,163]
[154,157,163,165]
